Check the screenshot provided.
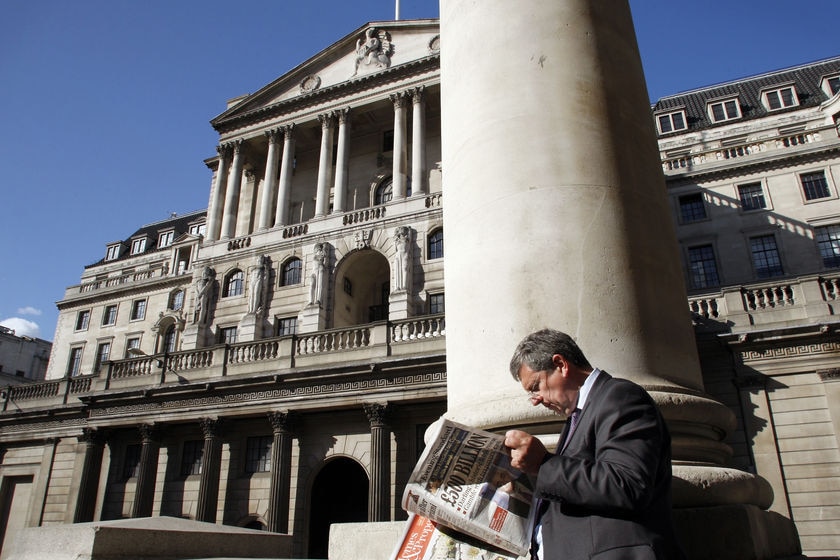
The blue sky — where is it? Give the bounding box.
[1,1,838,342]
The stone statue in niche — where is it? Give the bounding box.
[309,243,327,305]
[393,226,412,292]
[247,255,269,316]
[352,27,393,76]
[193,266,216,325]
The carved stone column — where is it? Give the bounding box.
[411,86,427,196]
[275,125,296,227]
[364,403,390,522]
[257,129,281,231]
[220,140,244,239]
[131,424,160,518]
[333,108,352,214]
[195,417,223,523]
[391,93,409,199]
[206,145,230,242]
[267,411,294,533]
[73,428,106,523]
[314,114,335,218]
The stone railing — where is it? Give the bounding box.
[342,207,386,225]
[78,265,167,294]
[391,315,445,341]
[282,224,308,239]
[425,193,442,208]
[662,125,830,173]
[742,284,794,311]
[296,326,372,355]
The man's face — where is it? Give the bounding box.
[518,354,576,415]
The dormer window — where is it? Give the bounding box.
[105,244,120,261]
[189,223,206,237]
[821,74,840,97]
[130,237,147,255]
[158,230,174,248]
[762,86,798,111]
[656,110,687,134]
[708,98,741,123]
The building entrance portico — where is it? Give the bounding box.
[307,457,368,559]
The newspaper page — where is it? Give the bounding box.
[400,419,536,558]
[389,513,518,560]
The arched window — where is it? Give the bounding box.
[428,228,444,260]
[224,269,244,297]
[169,289,185,311]
[162,325,177,353]
[281,258,302,286]
[375,179,393,205]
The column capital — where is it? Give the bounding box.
[411,85,426,104]
[390,91,408,108]
[138,423,160,444]
[318,112,335,128]
[336,107,352,125]
[224,138,243,154]
[267,410,295,435]
[265,128,281,144]
[199,417,223,439]
[78,427,107,446]
[216,144,231,158]
[363,402,391,427]
[282,123,296,139]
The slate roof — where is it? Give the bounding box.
[89,209,206,267]
[652,56,840,136]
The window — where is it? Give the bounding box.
[75,310,90,331]
[158,230,174,248]
[130,299,147,321]
[102,304,117,326]
[162,325,177,353]
[220,326,238,345]
[343,277,353,295]
[224,270,244,297]
[130,238,147,255]
[737,183,767,211]
[656,110,687,134]
[93,342,111,373]
[383,129,394,152]
[245,436,273,473]
[429,293,445,314]
[281,259,302,286]
[708,98,740,123]
[180,440,204,476]
[276,317,298,336]
[189,223,206,237]
[125,337,140,357]
[821,75,840,97]
[169,290,184,311]
[750,235,784,279]
[122,444,141,480]
[428,229,444,260]
[105,244,120,261]
[375,179,393,205]
[67,347,83,377]
[763,86,798,111]
[801,171,830,201]
[816,224,840,268]
[679,193,706,223]
[687,245,720,289]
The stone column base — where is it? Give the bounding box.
[674,504,801,560]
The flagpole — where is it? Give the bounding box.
[395,0,400,20]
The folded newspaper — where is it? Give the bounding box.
[391,419,536,559]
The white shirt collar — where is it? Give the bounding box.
[576,367,602,411]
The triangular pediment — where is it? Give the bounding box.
[212,19,439,127]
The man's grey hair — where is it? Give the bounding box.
[509,328,592,380]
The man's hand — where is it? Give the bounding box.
[505,429,548,475]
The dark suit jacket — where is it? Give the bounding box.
[536,372,685,560]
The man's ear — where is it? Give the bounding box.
[551,353,565,371]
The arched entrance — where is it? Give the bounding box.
[333,249,390,327]
[308,458,369,559]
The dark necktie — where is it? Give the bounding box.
[560,408,581,453]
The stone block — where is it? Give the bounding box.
[329,520,405,560]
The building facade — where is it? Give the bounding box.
[0,17,838,558]
[0,326,50,385]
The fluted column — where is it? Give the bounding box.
[364,402,390,522]
[73,428,106,523]
[267,411,294,533]
[391,93,409,199]
[131,424,160,518]
[333,108,351,214]
[275,125,296,227]
[220,140,244,239]
[411,87,427,196]
[195,417,223,523]
[314,114,335,217]
[206,146,230,241]
[257,129,281,231]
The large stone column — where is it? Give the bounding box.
[410,86,427,196]
[439,1,797,558]
[73,428,105,523]
[364,402,390,522]
[205,145,230,242]
[131,424,160,518]
[314,114,335,218]
[267,411,294,533]
[195,417,223,523]
[257,129,281,231]
[391,93,408,199]
[275,125,296,227]
[220,140,244,239]
[333,108,351,214]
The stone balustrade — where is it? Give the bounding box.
[342,207,386,225]
[77,265,167,294]
[391,315,445,341]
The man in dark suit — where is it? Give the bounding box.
[504,329,685,560]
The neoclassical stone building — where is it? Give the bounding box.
[0,15,839,558]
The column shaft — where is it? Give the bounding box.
[206,146,230,241]
[220,141,244,239]
[196,418,223,523]
[131,424,160,518]
[314,114,335,217]
[267,411,293,533]
[333,109,351,214]
[257,130,281,230]
[275,125,296,227]
[411,87,427,196]
[391,93,408,199]
[73,428,105,523]
[364,403,390,522]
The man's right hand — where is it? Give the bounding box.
[505,430,548,475]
